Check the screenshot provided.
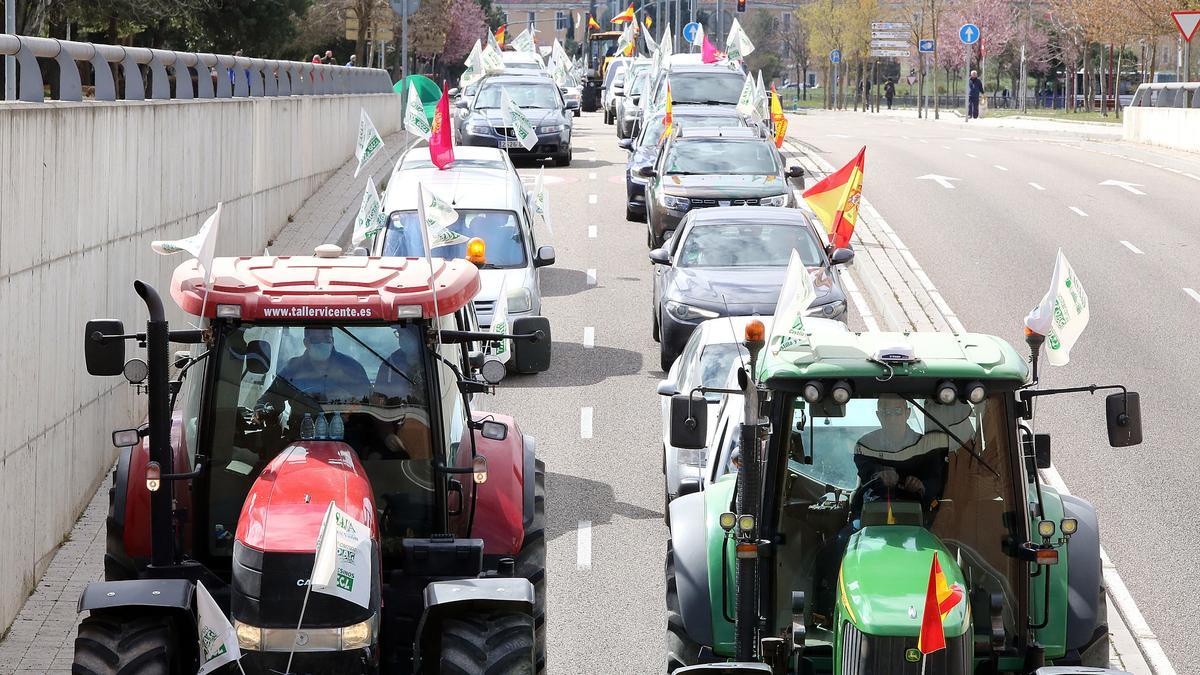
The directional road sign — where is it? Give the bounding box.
[390,0,420,17]
[1171,10,1200,42]
[682,22,701,44]
[830,49,842,63]
[871,31,908,39]
[871,22,911,30]
[870,49,911,58]
[959,23,980,45]
[871,39,910,49]
[918,39,935,53]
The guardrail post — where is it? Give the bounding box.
[215,55,232,98]
[195,54,214,99]
[278,62,293,96]
[249,58,265,96]
[262,59,277,96]
[172,55,193,99]
[119,47,144,100]
[87,47,115,101]
[15,38,43,102]
[147,50,170,99]
[233,56,249,97]
[53,39,81,101]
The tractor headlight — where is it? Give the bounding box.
[737,514,756,536]
[1060,518,1078,537]
[235,620,262,651]
[936,380,958,405]
[965,381,987,404]
[1037,519,1056,539]
[719,512,737,531]
[759,194,789,207]
[802,381,824,403]
[808,300,846,318]
[340,618,374,650]
[665,300,718,322]
[660,193,691,211]
[830,380,853,405]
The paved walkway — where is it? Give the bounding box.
[800,106,1125,140]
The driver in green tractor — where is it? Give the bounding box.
[852,395,949,507]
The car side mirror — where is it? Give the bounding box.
[1106,391,1142,447]
[243,340,273,375]
[631,95,641,104]
[830,248,854,265]
[84,319,126,376]
[512,316,552,374]
[455,98,468,109]
[638,165,656,178]
[566,99,580,110]
[656,379,678,396]
[449,87,460,96]
[670,394,709,450]
[787,166,804,179]
[618,138,634,151]
[649,248,670,265]
[534,245,556,267]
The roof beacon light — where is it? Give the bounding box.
[744,319,765,343]
[830,380,853,405]
[966,381,987,404]
[466,237,487,266]
[936,380,958,405]
[802,381,824,404]
[872,343,917,364]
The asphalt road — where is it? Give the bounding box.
[789,109,1200,673]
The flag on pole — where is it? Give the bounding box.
[420,186,468,250]
[490,276,511,363]
[691,22,705,47]
[701,32,721,63]
[352,177,387,245]
[494,24,506,48]
[530,165,551,233]
[918,552,965,654]
[501,89,538,151]
[429,83,455,170]
[736,72,758,119]
[766,249,817,354]
[510,28,535,53]
[1025,249,1089,366]
[152,202,222,286]
[460,40,485,87]
[481,43,506,73]
[404,82,432,140]
[659,82,674,141]
[802,147,865,249]
[310,502,373,609]
[611,3,635,23]
[770,86,787,149]
[755,70,768,116]
[196,581,242,674]
[617,23,636,56]
[726,18,755,61]
[644,14,653,29]
[659,21,673,59]
[588,14,601,30]
[353,109,384,178]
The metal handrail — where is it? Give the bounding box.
[0,34,393,103]
[1128,82,1200,109]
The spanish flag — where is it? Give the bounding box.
[494,24,506,48]
[644,14,653,29]
[588,15,601,30]
[917,552,965,654]
[801,147,865,250]
[659,83,673,142]
[611,3,635,23]
[770,86,787,149]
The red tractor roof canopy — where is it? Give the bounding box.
[171,255,481,321]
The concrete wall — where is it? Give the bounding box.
[1123,107,1200,153]
[0,93,400,634]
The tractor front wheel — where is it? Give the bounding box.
[73,609,189,674]
[439,610,536,675]
[666,542,702,672]
[515,459,547,672]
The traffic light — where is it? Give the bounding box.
[736,0,746,11]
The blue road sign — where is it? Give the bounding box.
[918,39,935,53]
[959,23,980,45]
[830,49,842,63]
[682,22,701,44]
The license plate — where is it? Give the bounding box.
[719,200,731,207]
[499,139,523,149]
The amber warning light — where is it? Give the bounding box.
[466,237,486,266]
[745,319,765,343]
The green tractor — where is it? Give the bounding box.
[664,321,1142,675]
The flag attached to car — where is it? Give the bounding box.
[493,24,506,49]
[802,147,865,249]
[531,165,551,233]
[659,82,673,142]
[353,108,384,178]
[418,185,466,250]
[490,276,511,363]
[352,177,387,245]
[510,28,535,53]
[1025,249,1089,366]
[917,552,965,654]
[152,202,222,287]
[726,18,755,61]
[770,86,787,149]
[481,43,506,73]
[429,83,455,169]
[766,249,818,354]
[460,40,485,87]
[501,89,538,151]
[736,72,757,119]
[404,82,432,140]
[196,581,241,674]
[310,501,373,609]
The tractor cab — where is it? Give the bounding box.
[666,326,1142,675]
[583,30,622,111]
[77,249,551,674]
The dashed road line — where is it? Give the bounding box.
[1028,182,1046,191]
[588,225,598,238]
[1165,167,1183,174]
[941,145,952,150]
[965,153,977,159]
[1185,173,1200,181]
[994,164,1008,171]
[588,194,598,204]
[589,172,597,180]
[1069,206,1088,217]
[1185,288,1200,305]
[1119,240,1144,255]
[583,326,595,348]
[576,520,592,571]
[586,268,597,286]
[580,407,593,438]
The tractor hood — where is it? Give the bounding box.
[838,525,970,638]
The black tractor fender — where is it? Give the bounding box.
[523,433,537,530]
[78,579,196,625]
[668,492,715,648]
[1061,493,1108,663]
[413,577,535,667]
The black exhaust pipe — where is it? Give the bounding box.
[134,280,176,568]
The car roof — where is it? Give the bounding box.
[479,74,557,86]
[668,63,741,74]
[676,126,758,139]
[385,148,523,212]
[501,51,543,63]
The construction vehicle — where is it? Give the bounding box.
[74,246,551,673]
[582,30,622,111]
[664,317,1143,674]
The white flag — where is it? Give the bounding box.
[501,89,538,151]
[767,249,817,354]
[196,581,241,674]
[487,27,501,53]
[490,276,511,362]
[736,72,758,119]
[461,40,484,87]
[354,108,385,178]
[152,202,222,285]
[726,18,755,60]
[420,184,468,250]
[352,177,387,245]
[404,83,432,141]
[691,22,704,47]
[481,43,506,74]
[510,28,535,53]
[530,165,551,233]
[1025,249,1089,366]
[311,501,373,609]
[616,23,635,56]
[660,22,673,59]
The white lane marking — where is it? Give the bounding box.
[1040,466,1178,675]
[1129,158,1145,163]
[941,145,952,150]
[965,153,977,159]
[1165,167,1183,174]
[916,174,959,189]
[840,270,880,332]
[576,521,592,571]
[1147,162,1164,169]
[588,194,598,204]
[993,164,1008,171]
[918,139,929,144]
[580,407,593,438]
[583,326,595,348]
[588,225,597,238]
[1184,172,1200,181]
[1185,288,1200,304]
[589,171,597,179]
[586,268,597,286]
[1119,240,1144,255]
[1099,179,1146,195]
[1069,206,1088,217]
[1028,182,1046,191]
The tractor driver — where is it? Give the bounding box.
[852,395,947,510]
[259,327,372,422]
[369,326,432,460]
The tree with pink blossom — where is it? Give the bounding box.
[444,0,488,64]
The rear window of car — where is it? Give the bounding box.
[639,114,744,148]
[665,71,745,105]
[676,223,823,268]
[663,139,779,175]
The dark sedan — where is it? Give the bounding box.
[649,206,852,370]
[619,105,749,222]
[457,75,578,165]
[641,127,805,247]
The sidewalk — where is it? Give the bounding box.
[804,105,1125,140]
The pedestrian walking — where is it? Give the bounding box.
[345,54,357,67]
[884,79,895,110]
[967,70,983,120]
[323,50,336,65]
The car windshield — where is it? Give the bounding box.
[383,209,526,268]
[475,82,560,109]
[203,322,436,559]
[603,61,628,87]
[628,72,648,96]
[683,343,747,401]
[676,224,822,268]
[668,72,745,104]
[639,114,743,148]
[663,139,779,175]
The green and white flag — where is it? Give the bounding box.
[404,82,432,140]
[354,108,385,179]
[421,185,468,249]
[767,249,817,354]
[461,40,485,87]
[510,28,535,53]
[726,18,755,61]
[501,89,538,151]
[736,71,758,119]
[490,276,511,362]
[352,177,387,245]
[152,202,222,287]
[311,501,373,609]
[551,39,572,86]
[616,23,635,56]
[1025,249,1089,366]
[530,165,551,233]
[197,581,241,674]
[487,27,501,53]
[756,71,769,121]
[481,43,506,74]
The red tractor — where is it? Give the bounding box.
[75,248,551,674]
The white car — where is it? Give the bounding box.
[500,51,546,73]
[657,315,848,511]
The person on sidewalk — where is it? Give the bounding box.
[968,70,984,120]
[884,79,895,110]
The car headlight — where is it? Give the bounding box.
[759,194,789,207]
[507,286,533,313]
[660,193,690,211]
[665,300,719,321]
[538,124,565,133]
[805,300,847,318]
[467,123,492,135]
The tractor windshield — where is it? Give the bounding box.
[201,321,437,559]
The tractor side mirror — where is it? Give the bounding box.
[243,340,273,375]
[1033,434,1051,469]
[830,248,855,266]
[670,394,708,450]
[84,319,126,376]
[512,316,552,374]
[1106,392,1142,447]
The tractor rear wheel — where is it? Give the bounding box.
[439,610,536,675]
[515,459,547,673]
[666,542,701,672]
[73,609,187,674]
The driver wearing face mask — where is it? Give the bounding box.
[273,327,371,405]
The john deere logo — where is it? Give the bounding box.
[905,648,921,663]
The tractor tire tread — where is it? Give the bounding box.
[73,610,178,675]
[439,611,536,675]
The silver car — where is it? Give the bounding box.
[615,69,650,139]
